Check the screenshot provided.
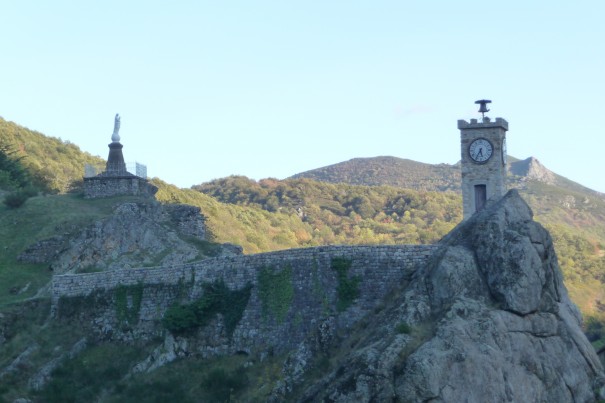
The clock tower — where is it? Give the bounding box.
[458,100,508,220]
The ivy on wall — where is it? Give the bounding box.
[257,265,294,324]
[115,283,144,326]
[311,259,330,315]
[162,280,252,337]
[331,257,360,312]
[57,290,111,318]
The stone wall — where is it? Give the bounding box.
[17,235,67,264]
[83,176,158,199]
[52,244,438,353]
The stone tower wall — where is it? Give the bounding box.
[458,117,508,220]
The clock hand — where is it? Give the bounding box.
[477,148,483,158]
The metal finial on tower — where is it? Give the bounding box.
[474,99,491,120]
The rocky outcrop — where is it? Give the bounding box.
[296,190,604,402]
[21,200,240,274]
[509,157,556,185]
[52,201,206,273]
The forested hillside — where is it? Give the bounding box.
[0,117,104,193]
[192,176,460,245]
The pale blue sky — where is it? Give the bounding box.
[1,1,604,192]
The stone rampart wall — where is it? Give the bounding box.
[52,244,439,354]
[52,245,436,299]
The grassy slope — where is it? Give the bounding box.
[0,194,154,306]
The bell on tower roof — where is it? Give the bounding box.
[475,99,491,121]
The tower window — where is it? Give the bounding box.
[475,185,487,212]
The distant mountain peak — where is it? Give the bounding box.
[290,156,460,192]
[509,157,556,185]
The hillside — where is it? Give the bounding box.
[192,176,461,245]
[0,116,105,193]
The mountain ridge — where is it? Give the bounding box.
[290,154,603,196]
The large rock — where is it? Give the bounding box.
[298,190,604,402]
[39,201,239,274]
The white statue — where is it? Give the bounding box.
[111,113,121,142]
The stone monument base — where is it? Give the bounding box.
[83,176,158,199]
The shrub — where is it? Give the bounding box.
[0,170,15,190]
[585,316,605,342]
[162,304,198,334]
[3,190,30,208]
[395,322,412,334]
[112,377,190,403]
[162,280,252,337]
[202,367,248,402]
[21,185,39,197]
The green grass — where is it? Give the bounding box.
[0,299,90,402]
[44,349,285,403]
[35,343,148,403]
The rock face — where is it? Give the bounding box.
[298,190,604,402]
[21,200,240,274]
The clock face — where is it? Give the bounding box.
[469,138,493,163]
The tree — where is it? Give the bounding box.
[0,142,30,190]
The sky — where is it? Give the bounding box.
[1,1,604,192]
